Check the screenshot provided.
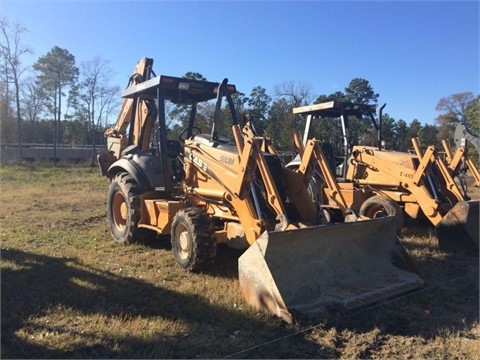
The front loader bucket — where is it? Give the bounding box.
[437,200,479,253]
[238,216,423,323]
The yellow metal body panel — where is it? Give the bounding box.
[140,198,183,234]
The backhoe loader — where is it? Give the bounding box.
[454,121,480,156]
[289,101,479,251]
[98,58,423,323]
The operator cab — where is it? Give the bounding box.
[102,63,238,194]
[290,101,383,180]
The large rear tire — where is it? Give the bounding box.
[171,208,216,271]
[359,195,404,233]
[107,172,153,244]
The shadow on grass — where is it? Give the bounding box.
[306,221,479,342]
[141,234,244,280]
[400,217,479,256]
[3,224,477,359]
[145,220,478,352]
[0,248,322,359]
[141,234,172,251]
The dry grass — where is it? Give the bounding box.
[1,165,479,359]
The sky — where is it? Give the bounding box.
[2,0,479,125]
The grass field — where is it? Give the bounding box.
[1,165,479,359]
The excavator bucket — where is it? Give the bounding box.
[437,200,479,252]
[238,216,423,323]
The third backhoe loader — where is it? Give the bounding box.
[454,121,480,156]
[289,101,479,251]
[441,122,480,196]
[98,58,423,323]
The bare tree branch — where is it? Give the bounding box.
[0,17,33,157]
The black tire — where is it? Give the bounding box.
[359,195,404,233]
[107,172,153,244]
[171,208,216,271]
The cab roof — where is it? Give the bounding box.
[293,101,376,118]
[122,75,236,104]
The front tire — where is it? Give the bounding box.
[171,208,216,271]
[359,195,404,233]
[107,172,152,244]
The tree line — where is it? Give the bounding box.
[1,17,479,165]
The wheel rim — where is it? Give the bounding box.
[112,191,127,230]
[175,224,191,261]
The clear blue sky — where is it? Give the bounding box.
[2,0,479,124]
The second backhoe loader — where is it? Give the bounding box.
[289,101,479,251]
[98,58,423,323]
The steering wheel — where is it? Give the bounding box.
[179,126,202,142]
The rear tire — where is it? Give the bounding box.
[107,172,154,244]
[171,208,216,271]
[359,195,404,233]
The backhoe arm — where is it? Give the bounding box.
[104,57,156,156]
[98,58,157,176]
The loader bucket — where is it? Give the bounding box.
[238,216,423,323]
[437,200,479,253]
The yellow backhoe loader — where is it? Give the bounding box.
[288,101,479,251]
[98,58,423,323]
